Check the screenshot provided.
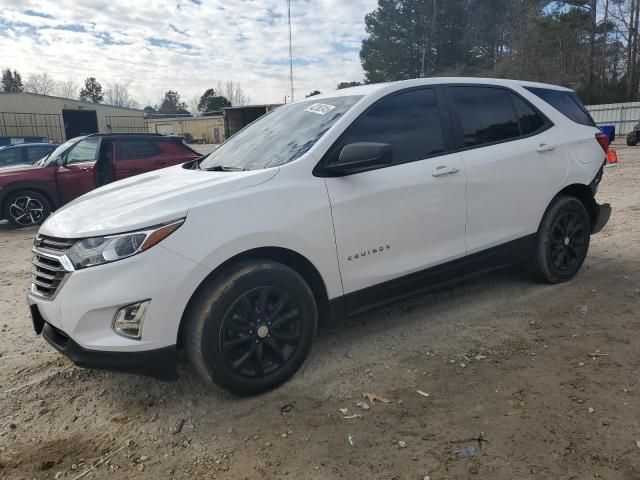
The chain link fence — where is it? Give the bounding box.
[0,112,65,143]
[586,102,640,135]
[105,115,148,134]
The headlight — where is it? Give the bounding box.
[65,219,184,270]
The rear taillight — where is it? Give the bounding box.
[595,132,610,153]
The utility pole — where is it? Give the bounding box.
[288,0,294,102]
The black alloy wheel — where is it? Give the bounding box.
[548,211,588,272]
[183,260,317,396]
[529,195,591,284]
[219,286,302,378]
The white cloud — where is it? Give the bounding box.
[0,0,378,106]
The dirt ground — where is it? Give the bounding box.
[0,143,639,480]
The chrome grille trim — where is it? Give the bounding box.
[34,235,77,252]
[31,235,76,299]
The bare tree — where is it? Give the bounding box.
[216,81,250,106]
[104,81,139,108]
[24,73,56,95]
[54,79,77,99]
[188,95,201,117]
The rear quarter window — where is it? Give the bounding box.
[117,139,162,160]
[525,87,595,127]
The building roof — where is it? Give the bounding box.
[146,115,223,122]
[222,104,282,111]
[0,91,144,112]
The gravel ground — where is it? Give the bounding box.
[0,143,638,480]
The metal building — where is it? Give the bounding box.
[146,115,225,144]
[0,92,145,143]
[222,104,281,138]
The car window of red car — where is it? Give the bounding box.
[66,138,100,164]
[117,139,163,160]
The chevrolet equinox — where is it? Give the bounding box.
[28,78,611,395]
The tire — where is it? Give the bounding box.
[529,195,591,284]
[2,190,51,228]
[183,260,318,396]
[627,135,637,146]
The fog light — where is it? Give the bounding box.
[113,300,150,339]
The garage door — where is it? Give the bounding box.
[155,124,175,135]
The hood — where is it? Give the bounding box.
[40,164,279,238]
[0,163,37,174]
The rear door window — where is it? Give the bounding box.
[27,146,54,163]
[117,139,162,160]
[334,88,446,165]
[525,87,595,127]
[0,148,22,166]
[449,86,520,148]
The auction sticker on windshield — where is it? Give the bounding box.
[305,103,336,115]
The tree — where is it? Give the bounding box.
[337,81,363,89]
[158,90,190,115]
[54,79,77,99]
[1,68,23,92]
[25,73,56,95]
[104,81,138,108]
[360,0,469,83]
[197,88,231,115]
[306,90,321,97]
[79,77,104,103]
[358,0,638,103]
[188,95,201,117]
[143,106,157,116]
[217,81,250,106]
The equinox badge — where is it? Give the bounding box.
[348,245,391,261]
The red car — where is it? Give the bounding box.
[0,134,201,227]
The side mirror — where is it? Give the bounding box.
[55,157,65,166]
[325,142,393,176]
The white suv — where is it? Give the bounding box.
[28,78,611,395]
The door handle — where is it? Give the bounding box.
[536,143,556,153]
[81,167,91,171]
[432,165,460,177]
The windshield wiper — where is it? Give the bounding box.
[205,165,247,172]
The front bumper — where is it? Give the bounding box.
[592,203,611,234]
[28,243,211,380]
[34,306,177,380]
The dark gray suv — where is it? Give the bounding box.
[0,143,59,168]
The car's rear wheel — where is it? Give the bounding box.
[183,260,317,396]
[3,190,51,228]
[529,195,591,284]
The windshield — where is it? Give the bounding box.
[37,138,84,167]
[200,96,363,171]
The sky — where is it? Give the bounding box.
[0,0,378,107]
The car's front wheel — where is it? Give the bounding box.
[183,260,318,396]
[3,190,51,228]
[529,195,591,284]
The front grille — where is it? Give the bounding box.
[32,253,67,298]
[35,235,77,253]
[31,235,76,298]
